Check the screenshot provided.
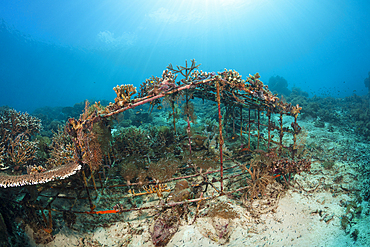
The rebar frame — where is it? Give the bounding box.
[1,65,306,229]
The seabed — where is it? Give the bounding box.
[0,61,369,246]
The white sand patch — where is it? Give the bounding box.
[27,184,366,247]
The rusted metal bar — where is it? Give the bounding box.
[216,81,224,193]
[279,112,283,155]
[100,79,214,119]
[292,114,298,159]
[240,106,243,138]
[267,110,271,150]
[257,108,260,149]
[232,106,235,135]
[75,185,251,214]
[82,170,95,211]
[248,108,251,150]
[172,101,176,133]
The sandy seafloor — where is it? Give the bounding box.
[24,117,370,247]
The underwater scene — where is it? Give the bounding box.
[0,1,370,246]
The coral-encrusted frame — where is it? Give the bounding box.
[1,60,310,231]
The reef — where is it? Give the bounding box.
[267,75,291,97]
[0,60,312,246]
[364,71,370,94]
[285,85,370,141]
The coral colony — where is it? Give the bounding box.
[0,60,311,245]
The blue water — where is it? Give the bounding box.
[0,0,369,112]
